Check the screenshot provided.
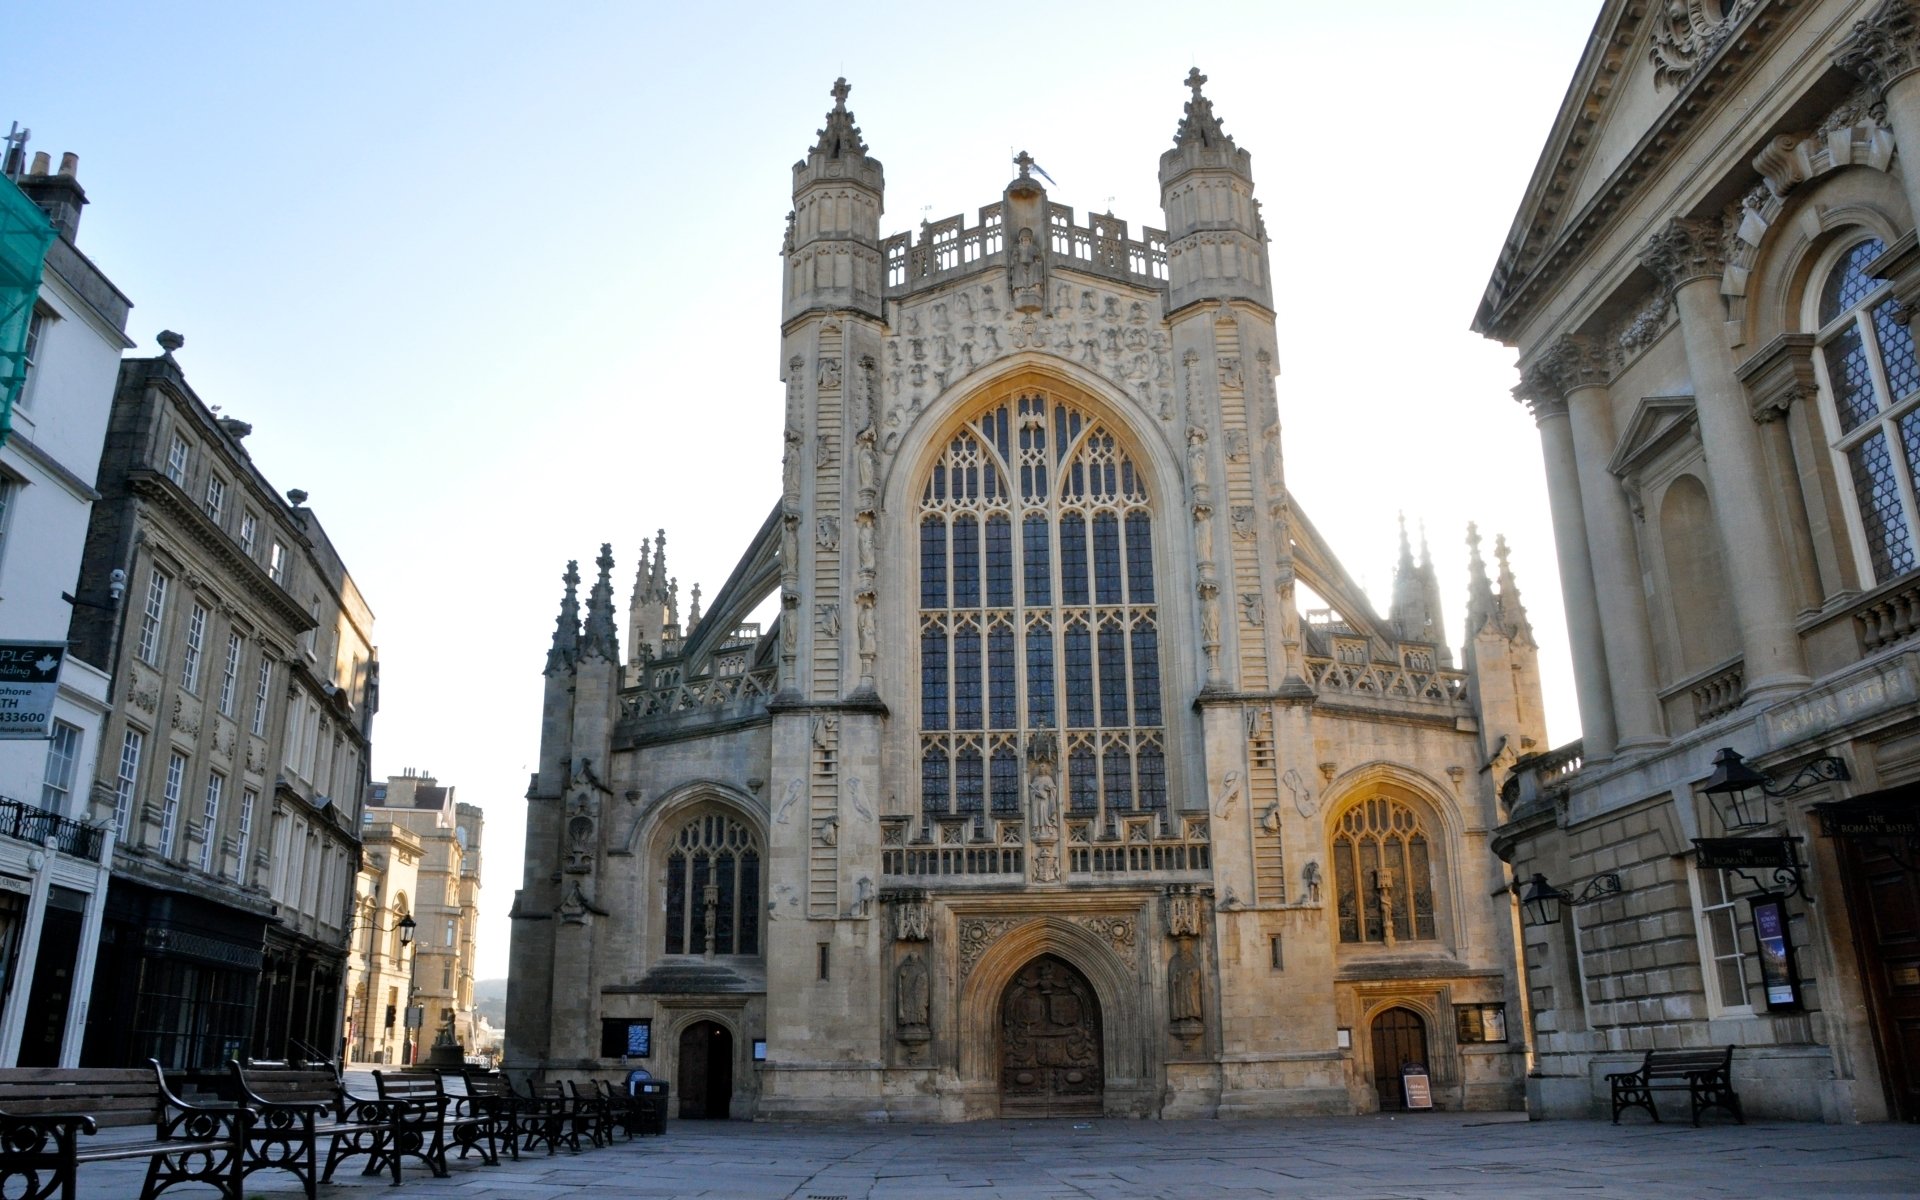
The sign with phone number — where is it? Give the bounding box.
[0,641,66,740]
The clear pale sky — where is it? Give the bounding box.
[12,1,1601,980]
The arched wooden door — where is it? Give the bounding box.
[676,1021,734,1119]
[999,955,1102,1117]
[1370,1006,1428,1111]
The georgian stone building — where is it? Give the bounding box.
[1479,0,1920,1123]
[67,346,376,1068]
[509,75,1543,1119]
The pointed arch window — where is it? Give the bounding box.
[1812,236,1920,584]
[917,392,1166,825]
[663,813,762,956]
[1332,797,1436,944]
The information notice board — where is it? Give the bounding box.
[1402,1065,1433,1110]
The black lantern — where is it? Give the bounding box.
[397,912,417,946]
[1516,872,1622,927]
[1520,873,1562,926]
[1701,747,1850,832]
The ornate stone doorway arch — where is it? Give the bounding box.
[999,954,1103,1116]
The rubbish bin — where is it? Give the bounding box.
[631,1079,669,1135]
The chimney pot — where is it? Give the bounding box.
[28,151,49,175]
[56,152,76,178]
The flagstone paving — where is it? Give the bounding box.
[78,1108,1920,1199]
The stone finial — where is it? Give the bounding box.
[1640,216,1727,293]
[1493,534,1535,645]
[1835,0,1920,95]
[813,76,868,159]
[286,489,308,506]
[581,544,621,663]
[1172,66,1232,151]
[687,582,704,634]
[157,330,184,358]
[547,560,581,675]
[1465,522,1497,637]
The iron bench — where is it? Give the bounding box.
[0,1061,249,1200]
[1607,1045,1745,1126]
[458,1070,523,1161]
[226,1060,407,1194]
[373,1069,501,1172]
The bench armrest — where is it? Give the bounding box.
[0,1111,99,1139]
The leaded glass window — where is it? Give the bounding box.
[918,391,1166,825]
[1814,236,1920,583]
[662,813,762,956]
[1333,797,1436,945]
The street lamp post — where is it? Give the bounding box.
[397,913,419,1066]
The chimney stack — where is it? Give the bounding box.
[17,148,86,241]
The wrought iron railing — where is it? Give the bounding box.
[0,794,105,862]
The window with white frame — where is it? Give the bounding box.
[239,511,258,557]
[1692,866,1755,1015]
[1813,236,1920,583]
[113,727,144,834]
[0,473,16,571]
[181,603,208,693]
[199,771,223,872]
[165,435,191,487]
[251,658,272,736]
[136,569,170,664]
[203,475,226,524]
[235,788,257,884]
[18,308,50,406]
[41,720,82,812]
[268,541,287,584]
[159,752,186,856]
[218,631,242,716]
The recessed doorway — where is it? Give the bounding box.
[676,1020,734,1119]
[999,954,1103,1117]
[1370,1006,1429,1111]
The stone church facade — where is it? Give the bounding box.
[507,74,1542,1120]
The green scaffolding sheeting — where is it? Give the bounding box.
[0,175,56,448]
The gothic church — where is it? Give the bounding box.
[507,73,1541,1119]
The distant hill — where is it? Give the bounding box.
[473,978,508,1024]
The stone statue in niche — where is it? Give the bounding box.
[1199,583,1221,651]
[701,883,720,953]
[1185,425,1210,498]
[1183,349,1203,403]
[782,428,804,513]
[856,515,877,578]
[851,876,873,918]
[1231,505,1256,540]
[1029,769,1059,839]
[857,597,878,664]
[852,355,876,432]
[896,952,931,1040]
[780,591,799,668]
[815,435,832,469]
[1168,941,1204,1028]
[818,357,842,391]
[1224,428,1248,462]
[1218,356,1243,391]
[817,603,841,638]
[816,515,839,550]
[780,517,800,587]
[855,428,879,503]
[1302,860,1322,906]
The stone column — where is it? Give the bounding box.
[1838,2,1920,227]
[1514,376,1618,760]
[1642,218,1810,701]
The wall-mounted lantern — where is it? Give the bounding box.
[1515,871,1622,927]
[1701,747,1848,831]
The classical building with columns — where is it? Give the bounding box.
[507,74,1545,1120]
[1479,0,1920,1123]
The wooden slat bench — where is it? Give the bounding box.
[0,1061,249,1200]
[1607,1046,1746,1126]
[374,1069,499,1174]
[227,1061,406,1195]
[458,1071,522,1161]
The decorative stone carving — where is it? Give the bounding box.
[782,428,804,513]
[852,355,876,432]
[1211,771,1241,819]
[1164,887,1204,938]
[1217,356,1243,391]
[1836,0,1920,95]
[892,894,931,941]
[1282,766,1315,817]
[1230,505,1255,540]
[856,514,876,580]
[896,951,931,1041]
[815,435,832,469]
[1640,216,1727,292]
[1302,860,1322,906]
[849,776,874,821]
[1168,941,1204,1038]
[818,357,842,391]
[1224,428,1248,462]
[1028,768,1059,840]
[1032,843,1060,883]
[958,917,1018,978]
[1650,1,1757,90]
[1070,913,1136,953]
[817,602,840,638]
[786,356,805,428]
[816,515,839,551]
[775,777,804,825]
[855,428,879,505]
[1239,591,1263,627]
[856,595,878,684]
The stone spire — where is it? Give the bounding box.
[687,582,704,637]
[1390,513,1418,621]
[1418,525,1452,666]
[1465,522,1497,638]
[1171,67,1233,152]
[546,561,581,676]
[581,544,620,662]
[812,76,868,161]
[1390,514,1450,662]
[1493,534,1536,647]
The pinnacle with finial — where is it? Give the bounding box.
[582,543,621,662]
[831,77,850,107]
[1171,66,1230,152]
[1015,149,1034,177]
[546,560,582,675]
[1186,67,1207,94]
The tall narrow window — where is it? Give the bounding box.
[203,475,226,523]
[268,542,287,584]
[199,772,224,872]
[251,659,272,736]
[1694,867,1754,1014]
[661,813,763,956]
[159,752,186,856]
[137,569,170,665]
[181,603,208,693]
[165,435,190,486]
[1333,796,1437,945]
[916,391,1165,828]
[1815,236,1920,583]
[218,632,242,716]
[113,728,144,835]
[41,721,82,812]
[236,788,257,884]
[239,511,258,556]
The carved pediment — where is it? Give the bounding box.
[1608,394,1699,480]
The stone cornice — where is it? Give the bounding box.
[128,470,317,637]
[1476,1,1804,342]
[1834,0,1920,94]
[1640,216,1728,292]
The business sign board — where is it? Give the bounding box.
[0,641,64,739]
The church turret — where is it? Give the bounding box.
[546,560,581,678]
[1158,68,1271,313]
[784,78,885,322]
[1463,525,1546,796]
[1390,516,1452,665]
[626,537,654,676]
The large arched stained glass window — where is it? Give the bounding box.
[1332,797,1436,945]
[918,392,1165,824]
[663,813,762,956]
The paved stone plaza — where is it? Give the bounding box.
[80,1112,1920,1199]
